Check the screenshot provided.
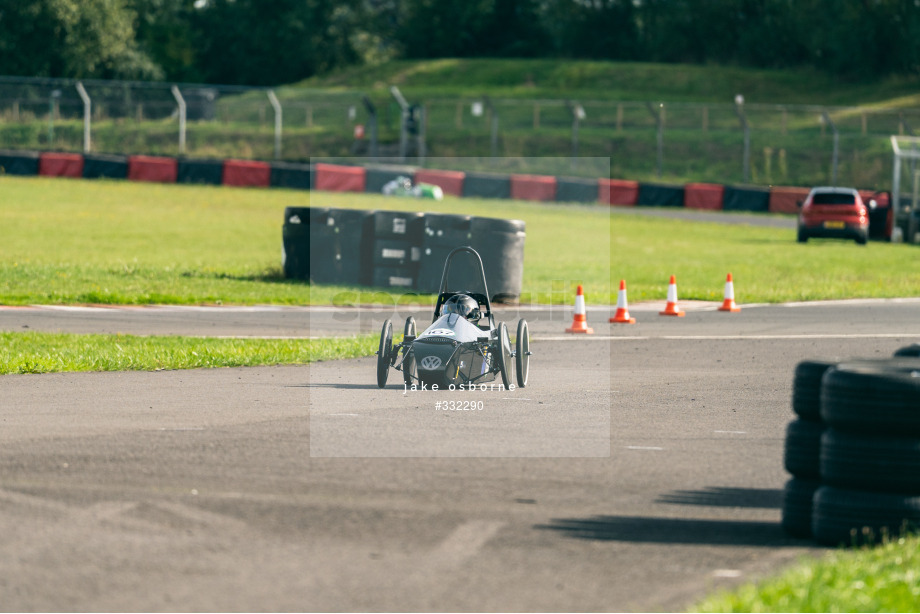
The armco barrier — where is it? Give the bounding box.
[177,158,223,185]
[511,174,557,202]
[414,169,465,197]
[769,186,810,214]
[462,171,510,200]
[127,155,177,183]
[723,185,770,212]
[270,161,312,190]
[39,152,83,178]
[314,163,366,192]
[556,177,599,203]
[222,159,271,187]
[637,182,684,207]
[0,149,39,175]
[684,183,724,210]
[83,153,128,179]
[600,179,639,206]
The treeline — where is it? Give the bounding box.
[1,0,918,86]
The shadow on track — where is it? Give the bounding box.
[535,516,800,547]
[655,487,783,509]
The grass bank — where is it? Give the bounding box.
[691,535,920,612]
[3,176,920,306]
[0,330,377,374]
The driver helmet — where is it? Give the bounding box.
[443,294,481,322]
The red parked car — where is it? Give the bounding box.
[797,187,874,245]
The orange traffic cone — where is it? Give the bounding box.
[659,275,686,317]
[718,273,741,312]
[610,279,636,324]
[566,284,594,333]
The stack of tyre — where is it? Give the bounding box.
[782,344,920,546]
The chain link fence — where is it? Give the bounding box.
[1,75,916,188]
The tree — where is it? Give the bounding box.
[0,0,162,79]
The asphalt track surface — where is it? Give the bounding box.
[1,299,919,611]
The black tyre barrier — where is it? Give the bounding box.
[781,478,820,538]
[282,207,326,280]
[177,158,224,185]
[821,428,920,494]
[792,359,837,422]
[82,153,128,179]
[723,185,770,212]
[270,162,312,190]
[555,177,599,204]
[365,167,414,194]
[416,214,477,293]
[462,171,511,200]
[371,239,419,267]
[637,182,684,207]
[821,359,920,435]
[812,486,920,546]
[0,149,39,175]
[470,217,526,302]
[308,208,374,285]
[372,266,417,290]
[372,210,425,241]
[784,419,824,479]
[894,344,920,358]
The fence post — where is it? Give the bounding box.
[567,101,584,164]
[362,95,378,160]
[390,86,410,161]
[822,110,839,186]
[75,82,91,153]
[267,89,282,160]
[733,95,750,183]
[644,101,663,179]
[170,85,186,155]
[484,96,498,158]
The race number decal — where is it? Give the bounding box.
[423,328,455,337]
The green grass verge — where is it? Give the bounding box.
[0,330,378,374]
[4,175,920,306]
[690,535,920,613]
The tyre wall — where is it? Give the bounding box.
[270,162,312,190]
[223,159,271,187]
[313,163,366,192]
[723,185,770,212]
[0,149,40,175]
[38,152,84,178]
[510,174,557,202]
[556,177,599,204]
[82,153,128,179]
[127,155,178,183]
[637,182,684,207]
[177,158,224,185]
[414,169,465,197]
[600,179,639,206]
[683,183,724,210]
[768,186,809,214]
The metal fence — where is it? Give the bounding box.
[1,75,916,188]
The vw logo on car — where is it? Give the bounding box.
[420,355,442,370]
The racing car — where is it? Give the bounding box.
[375,246,530,390]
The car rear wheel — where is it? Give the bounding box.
[495,322,513,389]
[515,319,530,388]
[376,319,393,388]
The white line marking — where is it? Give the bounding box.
[501,398,532,401]
[158,427,205,431]
[626,446,664,451]
[714,430,746,434]
[329,413,361,416]
[713,569,743,578]
[536,333,920,342]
